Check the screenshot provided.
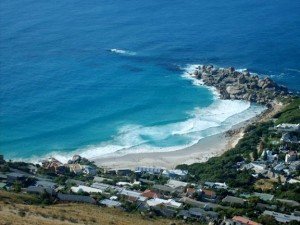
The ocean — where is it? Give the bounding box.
[0,0,299,162]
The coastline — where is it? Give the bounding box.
[93,118,251,169]
[92,65,288,170]
[92,100,284,170]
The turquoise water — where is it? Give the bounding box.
[0,0,299,161]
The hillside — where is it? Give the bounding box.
[0,191,180,225]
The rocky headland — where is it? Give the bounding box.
[190,65,290,106]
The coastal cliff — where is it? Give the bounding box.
[190,65,289,105]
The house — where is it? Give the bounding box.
[214,182,228,189]
[6,172,28,184]
[276,123,300,132]
[116,168,132,176]
[166,179,188,189]
[253,192,274,202]
[137,202,150,212]
[141,189,159,199]
[285,151,298,163]
[177,210,190,219]
[35,180,57,189]
[276,199,300,207]
[91,182,112,192]
[250,162,267,173]
[135,166,163,174]
[188,207,206,219]
[187,208,219,221]
[57,193,96,204]
[146,198,182,209]
[152,206,177,218]
[27,186,56,196]
[82,165,97,176]
[71,185,103,194]
[152,184,176,195]
[222,196,245,205]
[232,216,262,225]
[263,210,300,223]
[204,182,215,189]
[119,189,147,202]
[256,203,277,211]
[273,162,285,172]
[93,176,113,183]
[185,187,196,197]
[201,189,217,201]
[66,179,85,186]
[261,150,278,162]
[203,181,228,189]
[289,161,300,172]
[99,199,122,208]
[162,169,188,179]
[179,197,224,210]
[139,178,155,185]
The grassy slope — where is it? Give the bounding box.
[0,191,180,225]
[274,97,300,124]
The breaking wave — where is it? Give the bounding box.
[109,48,136,56]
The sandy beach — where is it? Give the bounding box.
[92,121,247,170]
[92,101,283,170]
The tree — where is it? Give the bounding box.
[13,181,21,192]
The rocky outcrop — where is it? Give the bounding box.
[191,65,289,105]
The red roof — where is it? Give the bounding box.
[186,188,195,194]
[232,216,262,225]
[142,189,158,199]
[202,189,216,198]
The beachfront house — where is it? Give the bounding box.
[162,169,188,180]
[135,166,163,174]
[276,123,300,133]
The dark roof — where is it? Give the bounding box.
[35,180,57,188]
[152,206,177,218]
[189,208,205,217]
[139,179,155,185]
[152,184,176,193]
[222,195,245,205]
[57,193,96,204]
[177,210,190,218]
[27,186,56,196]
[66,179,85,186]
[7,172,26,178]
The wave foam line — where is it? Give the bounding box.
[109,48,136,56]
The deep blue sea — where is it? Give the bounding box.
[1,0,299,162]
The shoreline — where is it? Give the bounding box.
[92,101,284,170]
[92,117,252,169]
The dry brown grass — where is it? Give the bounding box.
[254,179,276,191]
[0,191,182,225]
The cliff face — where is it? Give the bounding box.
[191,65,289,105]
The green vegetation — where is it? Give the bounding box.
[274,97,300,124]
[177,122,273,188]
